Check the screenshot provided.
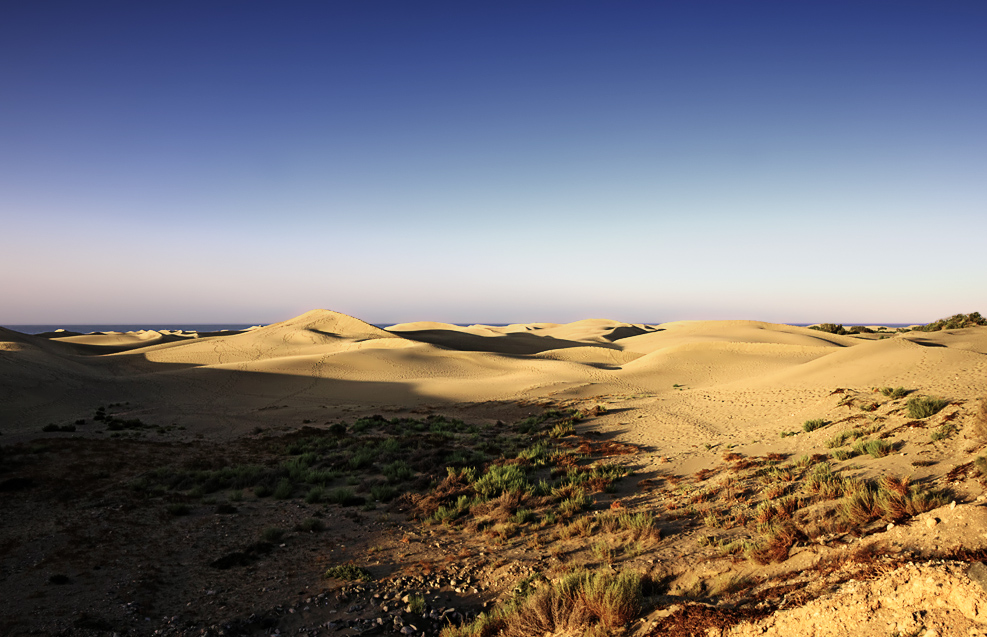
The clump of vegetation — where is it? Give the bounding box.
[849,325,874,334]
[810,323,848,335]
[826,429,866,449]
[879,386,909,399]
[802,419,827,433]
[906,396,949,419]
[930,423,958,442]
[852,439,893,459]
[442,569,645,637]
[975,456,987,480]
[324,564,373,581]
[913,312,986,332]
[260,527,285,543]
[42,424,76,433]
[839,476,948,526]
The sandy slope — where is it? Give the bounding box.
[2,311,986,449]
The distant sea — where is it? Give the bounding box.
[5,324,259,335]
[5,322,916,335]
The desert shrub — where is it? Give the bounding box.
[324,564,373,581]
[328,487,363,506]
[879,386,909,399]
[42,424,60,432]
[347,447,376,470]
[618,512,659,539]
[559,491,592,517]
[750,522,803,564]
[913,312,986,332]
[549,420,575,438]
[511,508,535,524]
[474,464,528,499]
[849,325,874,334]
[811,323,847,335]
[166,503,190,516]
[407,594,427,614]
[974,456,987,478]
[931,423,958,442]
[802,419,827,433]
[261,527,285,543]
[907,396,949,419]
[370,483,398,502]
[852,439,892,459]
[383,459,414,483]
[253,484,272,498]
[296,517,325,532]
[304,486,325,504]
[831,449,853,461]
[826,429,865,448]
[838,476,946,527]
[272,478,294,500]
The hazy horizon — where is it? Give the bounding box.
[3,1,985,325]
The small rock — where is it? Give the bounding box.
[886,523,895,531]
[400,626,416,634]
[926,517,939,529]
[967,562,987,592]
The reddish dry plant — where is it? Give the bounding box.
[731,458,760,471]
[764,485,787,499]
[694,468,717,481]
[765,452,786,463]
[751,523,805,564]
[576,439,639,456]
[637,478,659,491]
[722,452,742,462]
[945,462,973,482]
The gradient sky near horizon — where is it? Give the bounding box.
[2,1,985,326]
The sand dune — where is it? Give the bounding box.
[2,310,986,446]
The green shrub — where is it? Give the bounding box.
[511,508,535,525]
[831,449,853,461]
[559,491,592,517]
[930,423,958,442]
[852,439,892,458]
[304,486,325,504]
[296,517,325,532]
[348,447,376,470]
[383,460,413,483]
[407,594,427,614]
[879,387,909,399]
[370,483,398,502]
[802,419,827,433]
[474,463,528,499]
[913,312,986,332]
[261,527,285,543]
[273,478,294,500]
[328,487,364,506]
[907,396,949,419]
[811,323,847,335]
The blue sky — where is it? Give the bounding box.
[2,1,985,325]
